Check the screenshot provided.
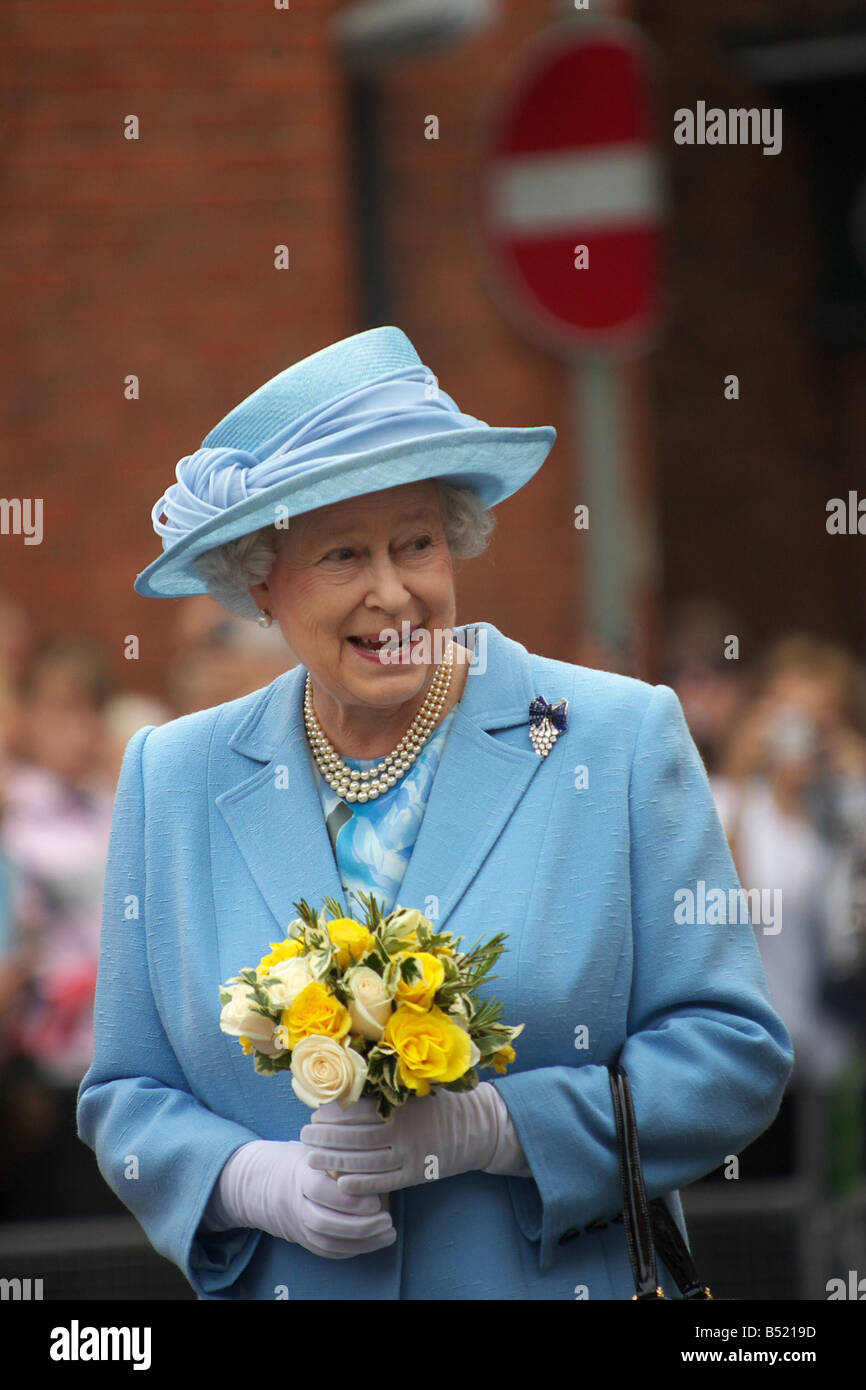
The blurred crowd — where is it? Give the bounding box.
[0,594,287,1222]
[661,602,866,1193]
[0,592,863,1225]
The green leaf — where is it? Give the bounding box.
[323,894,348,921]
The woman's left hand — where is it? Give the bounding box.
[299,1084,504,1196]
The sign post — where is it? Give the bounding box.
[474,17,666,674]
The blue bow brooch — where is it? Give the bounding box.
[528,695,569,759]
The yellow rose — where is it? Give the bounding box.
[491,1043,516,1074]
[257,938,306,974]
[327,918,377,969]
[383,1004,472,1096]
[394,951,445,1012]
[284,980,352,1049]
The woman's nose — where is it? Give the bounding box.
[361,554,412,611]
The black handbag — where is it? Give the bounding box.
[607,1062,714,1300]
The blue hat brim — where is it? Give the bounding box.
[134,424,556,599]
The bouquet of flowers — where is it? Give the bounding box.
[218,891,524,1120]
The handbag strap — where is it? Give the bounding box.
[608,1062,664,1298]
[607,1063,713,1300]
[648,1196,713,1299]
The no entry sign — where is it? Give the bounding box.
[473,19,666,355]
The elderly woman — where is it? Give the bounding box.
[77,326,794,1300]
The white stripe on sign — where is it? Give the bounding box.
[487,143,663,233]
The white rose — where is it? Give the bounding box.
[387,907,428,935]
[290,1034,368,1109]
[450,1007,481,1069]
[344,964,394,1041]
[220,982,282,1057]
[261,955,314,1009]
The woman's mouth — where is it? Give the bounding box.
[346,630,424,662]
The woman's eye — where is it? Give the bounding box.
[324,536,433,562]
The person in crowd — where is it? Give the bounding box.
[662,599,752,777]
[709,634,866,1179]
[164,597,290,717]
[0,638,125,1219]
[100,693,173,788]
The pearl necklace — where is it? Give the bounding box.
[303,639,454,803]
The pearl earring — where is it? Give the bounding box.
[257,609,273,628]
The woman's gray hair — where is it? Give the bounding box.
[192,479,495,622]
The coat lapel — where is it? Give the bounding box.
[214,621,544,943]
[214,663,344,944]
[395,622,544,930]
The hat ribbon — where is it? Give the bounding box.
[151,363,488,552]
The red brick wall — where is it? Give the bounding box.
[2,0,864,701]
[1,1,356,695]
[639,0,866,656]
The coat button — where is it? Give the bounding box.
[558,1227,580,1243]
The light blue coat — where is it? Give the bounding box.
[77,620,794,1300]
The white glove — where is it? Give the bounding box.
[199,1139,397,1259]
[300,1083,532,1197]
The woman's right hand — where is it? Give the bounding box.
[205,1138,396,1260]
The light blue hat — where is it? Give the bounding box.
[134,325,556,602]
